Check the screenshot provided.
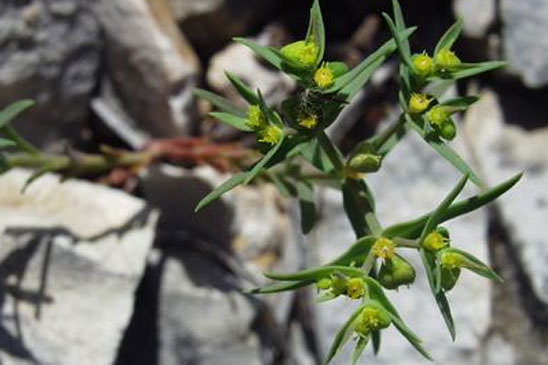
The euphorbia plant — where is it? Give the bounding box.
[193,1,521,363]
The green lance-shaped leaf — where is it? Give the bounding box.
[419,174,469,244]
[296,180,317,234]
[437,96,479,114]
[421,249,456,340]
[325,303,367,364]
[195,172,248,212]
[440,248,503,282]
[434,19,463,56]
[371,330,381,356]
[298,138,335,174]
[246,280,313,295]
[352,336,369,365]
[208,112,252,132]
[225,72,260,105]
[264,265,364,282]
[405,114,483,187]
[193,89,245,117]
[306,0,326,68]
[445,61,507,80]
[0,99,35,129]
[325,27,416,94]
[0,138,16,148]
[339,56,386,102]
[234,37,285,71]
[327,236,377,267]
[244,135,285,185]
[342,178,380,237]
[382,13,413,69]
[382,173,522,239]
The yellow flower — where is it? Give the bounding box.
[258,125,282,145]
[408,93,432,114]
[346,278,366,299]
[439,250,464,270]
[246,105,266,130]
[426,105,449,127]
[354,306,391,336]
[412,53,434,77]
[372,237,396,260]
[422,231,448,251]
[280,40,319,69]
[298,114,318,129]
[314,66,335,89]
[435,49,461,72]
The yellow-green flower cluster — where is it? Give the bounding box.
[246,105,282,145]
[280,40,319,69]
[315,275,367,300]
[422,231,449,252]
[354,306,391,337]
[314,66,335,89]
[372,237,396,260]
[408,93,432,114]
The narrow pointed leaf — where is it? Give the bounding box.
[326,28,416,93]
[195,172,248,212]
[382,13,413,68]
[388,312,433,360]
[264,265,364,282]
[405,114,483,187]
[434,19,463,55]
[244,136,285,185]
[352,336,369,365]
[307,0,325,67]
[343,178,379,237]
[325,304,366,364]
[234,37,284,71]
[391,0,411,56]
[0,99,35,129]
[194,89,245,117]
[421,249,456,340]
[419,174,468,243]
[445,248,503,282]
[372,330,381,355]
[439,96,480,113]
[296,180,317,234]
[383,173,522,239]
[339,57,386,102]
[0,138,15,148]
[209,112,252,132]
[225,72,260,105]
[298,138,335,174]
[442,61,507,80]
[327,236,376,267]
[246,280,312,294]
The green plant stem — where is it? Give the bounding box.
[2,126,40,155]
[372,114,405,151]
[317,131,345,177]
[5,151,152,175]
[394,237,419,248]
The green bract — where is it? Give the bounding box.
[192,0,518,363]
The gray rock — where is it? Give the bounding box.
[464,90,548,304]
[454,0,496,38]
[501,0,548,87]
[92,0,201,138]
[0,169,158,365]
[207,25,295,107]
[0,0,101,148]
[308,129,490,364]
[168,0,224,21]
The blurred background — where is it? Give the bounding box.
[0,0,547,364]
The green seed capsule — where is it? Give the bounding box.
[408,93,433,114]
[347,153,382,173]
[440,119,456,140]
[440,266,461,291]
[378,255,416,290]
[316,278,332,290]
[330,275,348,296]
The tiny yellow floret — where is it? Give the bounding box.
[422,232,448,251]
[298,114,318,129]
[440,251,464,270]
[426,105,450,127]
[258,125,282,145]
[346,278,366,299]
[372,237,396,260]
[246,105,266,130]
[316,278,332,290]
[412,53,434,77]
[314,66,335,89]
[280,40,319,69]
[409,93,432,114]
[354,306,391,336]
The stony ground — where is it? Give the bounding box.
[0,0,547,364]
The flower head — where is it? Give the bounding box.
[422,231,449,252]
[258,125,282,145]
[246,105,266,130]
[298,113,318,129]
[354,306,391,336]
[426,105,450,127]
[373,237,396,260]
[346,277,366,299]
[409,93,432,114]
[314,66,335,89]
[280,40,319,69]
[435,49,461,72]
[412,53,434,77]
